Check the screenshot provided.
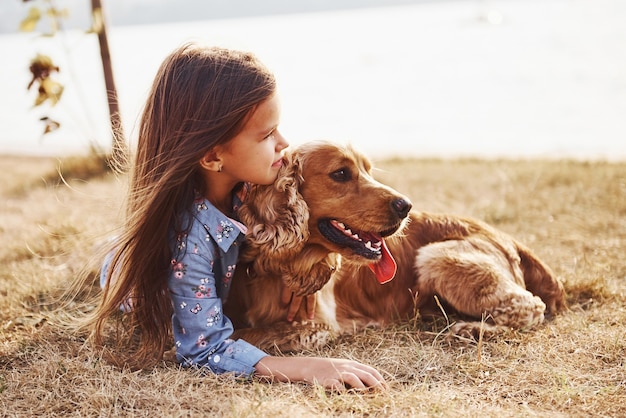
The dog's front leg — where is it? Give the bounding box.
[232,321,334,353]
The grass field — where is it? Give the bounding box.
[0,154,624,417]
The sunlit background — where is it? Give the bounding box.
[1,0,624,160]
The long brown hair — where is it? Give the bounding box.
[86,43,276,368]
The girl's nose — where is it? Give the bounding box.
[276,130,289,150]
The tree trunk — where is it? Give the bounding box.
[91,0,126,166]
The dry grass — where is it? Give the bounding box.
[1,154,624,417]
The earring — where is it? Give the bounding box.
[217,164,223,173]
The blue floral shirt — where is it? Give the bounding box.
[100,189,267,377]
[167,193,267,376]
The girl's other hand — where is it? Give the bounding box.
[281,286,316,322]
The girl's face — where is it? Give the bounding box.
[221,93,289,185]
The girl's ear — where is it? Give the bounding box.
[238,150,309,270]
[199,150,223,172]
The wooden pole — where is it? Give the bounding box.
[91,0,126,164]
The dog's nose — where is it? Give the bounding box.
[391,198,412,219]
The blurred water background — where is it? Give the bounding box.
[0,0,624,160]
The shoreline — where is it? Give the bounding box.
[3,151,626,165]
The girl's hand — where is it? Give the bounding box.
[255,356,388,391]
[281,286,316,322]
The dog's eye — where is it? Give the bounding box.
[330,167,352,182]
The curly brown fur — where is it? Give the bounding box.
[236,150,341,298]
[226,141,567,352]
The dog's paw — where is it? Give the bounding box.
[490,294,546,330]
[292,321,334,350]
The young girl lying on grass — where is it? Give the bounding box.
[89,42,386,391]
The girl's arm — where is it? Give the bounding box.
[254,356,388,391]
[169,243,266,375]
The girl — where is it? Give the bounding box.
[91,43,387,391]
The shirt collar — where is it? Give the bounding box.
[193,195,246,253]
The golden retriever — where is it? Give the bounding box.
[225,141,566,352]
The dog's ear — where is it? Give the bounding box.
[238,151,309,270]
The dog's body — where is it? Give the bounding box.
[226,141,566,352]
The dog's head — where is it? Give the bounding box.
[238,140,412,293]
[294,141,412,281]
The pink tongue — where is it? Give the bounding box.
[368,238,397,284]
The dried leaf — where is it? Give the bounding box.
[28,54,59,90]
[40,116,61,135]
[40,78,64,106]
[28,54,63,107]
[34,90,47,106]
[19,6,41,32]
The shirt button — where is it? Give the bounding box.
[213,355,221,363]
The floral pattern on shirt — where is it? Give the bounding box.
[166,193,266,376]
[171,260,187,280]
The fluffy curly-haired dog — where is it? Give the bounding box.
[225,141,566,352]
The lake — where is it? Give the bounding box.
[1,0,625,160]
